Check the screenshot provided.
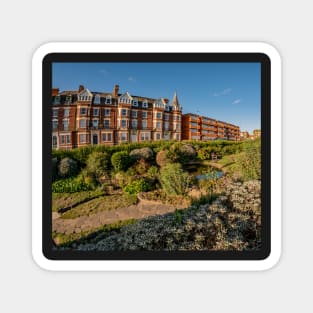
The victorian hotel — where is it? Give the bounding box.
[51,84,240,149]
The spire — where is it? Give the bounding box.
[172,91,180,108]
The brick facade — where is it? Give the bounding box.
[182,113,240,141]
[52,85,182,149]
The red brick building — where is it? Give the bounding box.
[182,113,240,141]
[52,85,182,149]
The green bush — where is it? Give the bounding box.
[160,163,190,195]
[58,157,78,178]
[111,151,132,171]
[168,143,197,164]
[147,165,159,179]
[52,176,92,193]
[86,151,110,182]
[238,138,261,181]
[123,178,152,195]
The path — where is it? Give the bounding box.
[52,199,186,235]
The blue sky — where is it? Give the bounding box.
[53,62,261,133]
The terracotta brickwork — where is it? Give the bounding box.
[182,113,240,141]
[52,85,182,149]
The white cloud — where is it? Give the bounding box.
[213,88,232,97]
[232,99,242,104]
[128,76,136,82]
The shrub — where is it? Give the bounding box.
[156,150,172,167]
[86,151,110,182]
[147,166,159,179]
[111,151,132,171]
[123,178,152,195]
[160,163,190,195]
[52,176,92,193]
[135,159,150,175]
[58,157,78,178]
[168,143,197,164]
[129,147,153,161]
[238,138,261,181]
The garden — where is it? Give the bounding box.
[52,138,261,250]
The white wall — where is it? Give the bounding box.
[0,1,310,312]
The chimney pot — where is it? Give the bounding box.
[79,85,85,92]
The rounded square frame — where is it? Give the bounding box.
[32,42,281,271]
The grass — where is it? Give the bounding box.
[215,153,245,179]
[60,193,137,219]
[52,189,104,212]
[53,219,135,246]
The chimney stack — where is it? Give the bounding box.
[113,84,119,97]
[78,85,85,92]
[52,88,59,96]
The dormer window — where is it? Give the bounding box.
[53,96,61,105]
[65,95,72,104]
[132,99,138,107]
[142,100,148,108]
[94,94,101,104]
[165,105,169,111]
[106,96,111,104]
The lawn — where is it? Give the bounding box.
[52,189,104,212]
[60,193,138,219]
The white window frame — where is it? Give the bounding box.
[142,111,148,119]
[104,108,110,116]
[52,108,58,117]
[103,119,110,129]
[142,100,148,108]
[93,108,99,116]
[132,119,137,128]
[132,110,137,118]
[79,119,87,128]
[142,120,147,129]
[94,95,101,104]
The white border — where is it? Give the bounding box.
[32,42,281,271]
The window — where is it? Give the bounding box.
[92,119,99,128]
[106,96,111,104]
[142,111,147,119]
[79,119,86,128]
[121,109,127,116]
[156,133,161,140]
[103,119,110,129]
[64,108,70,117]
[156,121,162,130]
[63,119,69,131]
[53,96,60,105]
[52,120,58,129]
[176,124,181,131]
[141,132,150,141]
[165,105,169,111]
[176,134,180,140]
[52,136,57,147]
[79,134,87,143]
[121,119,127,128]
[65,95,72,104]
[191,122,198,127]
[102,133,112,142]
[61,135,70,144]
[94,95,101,104]
[80,107,87,115]
[132,110,137,118]
[52,108,58,117]
[104,109,110,116]
[93,108,99,116]
[164,122,169,130]
[121,133,127,141]
[164,114,169,121]
[155,112,162,119]
[142,100,148,108]
[191,128,197,133]
[132,99,138,107]
[132,119,137,128]
[142,120,147,129]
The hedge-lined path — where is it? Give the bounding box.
[52,198,186,235]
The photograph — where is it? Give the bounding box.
[50,61,262,254]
